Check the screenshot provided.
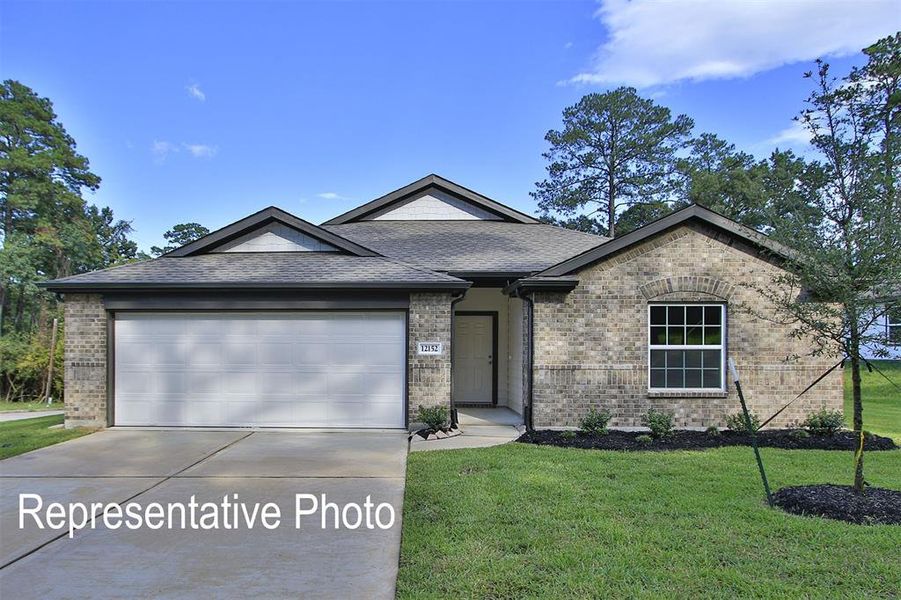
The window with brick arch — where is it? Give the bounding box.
[648,304,725,390]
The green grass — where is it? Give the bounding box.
[845,360,901,442]
[0,414,92,460]
[398,444,901,599]
[0,399,63,412]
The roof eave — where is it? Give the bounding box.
[537,204,798,277]
[166,207,380,257]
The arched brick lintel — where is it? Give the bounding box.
[639,276,736,301]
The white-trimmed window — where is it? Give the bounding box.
[888,304,901,346]
[648,304,725,390]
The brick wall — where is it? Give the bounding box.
[531,223,844,429]
[408,292,454,424]
[63,294,107,428]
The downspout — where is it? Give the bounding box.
[522,292,535,432]
[509,286,535,432]
[449,291,467,428]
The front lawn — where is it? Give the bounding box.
[398,444,901,598]
[0,414,92,460]
[845,360,901,442]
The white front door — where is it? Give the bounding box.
[114,312,405,428]
[453,314,494,404]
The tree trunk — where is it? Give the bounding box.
[849,331,865,493]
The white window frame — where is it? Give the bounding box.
[887,304,901,346]
[647,303,726,392]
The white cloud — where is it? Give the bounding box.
[182,143,218,158]
[186,83,206,102]
[768,121,812,147]
[151,140,178,162]
[571,0,901,87]
[316,192,349,200]
[564,41,573,50]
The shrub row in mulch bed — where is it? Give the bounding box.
[773,484,901,525]
[516,429,898,452]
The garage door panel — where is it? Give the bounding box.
[115,312,405,428]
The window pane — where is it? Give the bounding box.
[666,369,684,387]
[650,369,666,388]
[668,306,685,324]
[650,305,667,325]
[704,327,721,345]
[686,327,703,345]
[650,350,666,367]
[668,327,685,344]
[705,305,721,325]
[684,350,702,368]
[685,369,702,387]
[686,306,704,325]
[666,350,684,368]
[887,304,901,324]
[702,350,720,369]
[890,325,901,344]
[650,327,667,345]
[703,369,721,388]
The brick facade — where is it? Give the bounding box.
[529,223,844,429]
[63,294,108,428]
[407,292,454,422]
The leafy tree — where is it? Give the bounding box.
[614,201,674,236]
[756,35,901,493]
[676,133,769,228]
[533,88,693,237]
[150,222,209,256]
[0,80,138,402]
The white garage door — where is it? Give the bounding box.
[114,312,405,428]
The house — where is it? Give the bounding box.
[862,293,901,360]
[43,174,844,430]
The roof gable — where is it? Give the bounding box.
[211,222,339,253]
[322,174,540,225]
[537,204,796,277]
[166,207,378,257]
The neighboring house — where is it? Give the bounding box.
[862,297,901,360]
[43,174,843,430]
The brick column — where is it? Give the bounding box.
[63,294,107,428]
[408,292,453,426]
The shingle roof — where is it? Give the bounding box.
[323,221,608,274]
[41,253,469,291]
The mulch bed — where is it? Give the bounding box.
[773,484,901,525]
[516,429,898,452]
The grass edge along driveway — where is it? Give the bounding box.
[0,414,93,460]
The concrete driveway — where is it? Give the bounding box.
[0,429,407,599]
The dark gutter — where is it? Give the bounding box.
[38,280,472,293]
[503,277,579,296]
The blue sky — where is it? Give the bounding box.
[2,1,898,251]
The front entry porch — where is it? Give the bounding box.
[452,288,525,416]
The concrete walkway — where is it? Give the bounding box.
[0,410,64,422]
[0,429,408,599]
[410,407,523,452]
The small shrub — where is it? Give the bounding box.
[790,429,810,440]
[635,434,653,444]
[705,425,720,437]
[802,408,844,435]
[725,411,761,433]
[417,405,448,431]
[561,430,577,440]
[579,408,612,435]
[641,409,674,439]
